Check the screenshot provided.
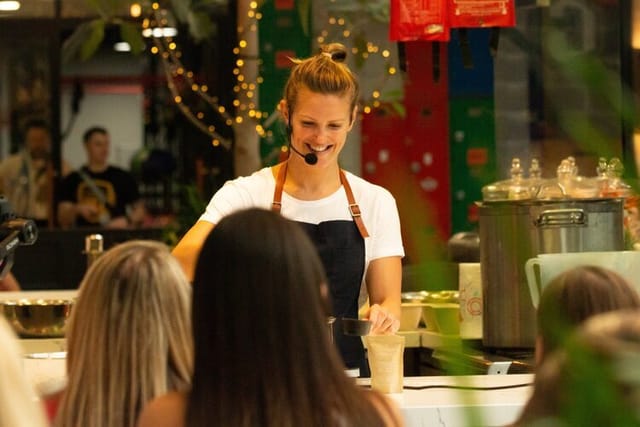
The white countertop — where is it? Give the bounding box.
[362,374,533,426]
[22,347,532,427]
[0,290,78,302]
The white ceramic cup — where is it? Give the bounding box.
[458,262,482,339]
[525,251,640,308]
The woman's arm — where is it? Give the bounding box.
[171,220,215,282]
[364,256,402,334]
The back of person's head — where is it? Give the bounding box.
[517,309,640,427]
[0,315,48,427]
[82,126,108,144]
[56,240,192,427]
[188,208,394,427]
[282,43,359,118]
[537,265,640,362]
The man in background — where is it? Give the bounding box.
[0,119,69,226]
[57,126,145,228]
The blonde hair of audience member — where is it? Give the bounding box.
[516,309,640,427]
[138,208,403,427]
[0,315,48,427]
[535,265,640,364]
[54,240,193,427]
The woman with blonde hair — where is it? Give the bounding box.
[139,208,403,427]
[51,240,193,427]
[0,315,48,427]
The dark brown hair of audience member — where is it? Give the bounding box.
[187,208,399,427]
[82,125,107,144]
[515,309,640,427]
[536,265,640,363]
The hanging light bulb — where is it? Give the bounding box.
[0,1,20,11]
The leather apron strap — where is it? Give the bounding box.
[271,162,369,238]
[271,162,287,214]
[339,169,369,239]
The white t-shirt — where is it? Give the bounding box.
[200,167,405,280]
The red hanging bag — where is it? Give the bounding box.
[390,0,451,42]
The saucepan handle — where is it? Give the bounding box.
[534,209,586,227]
[525,257,542,308]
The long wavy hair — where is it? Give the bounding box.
[55,240,193,427]
[0,315,48,427]
[187,208,395,427]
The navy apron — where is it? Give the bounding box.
[272,162,370,373]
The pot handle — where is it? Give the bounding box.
[525,257,542,308]
[535,209,586,227]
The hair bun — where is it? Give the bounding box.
[320,43,347,63]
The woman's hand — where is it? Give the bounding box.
[364,304,400,335]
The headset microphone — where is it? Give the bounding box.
[289,143,318,165]
[286,124,318,165]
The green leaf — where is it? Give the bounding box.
[119,22,145,55]
[297,0,311,36]
[62,19,105,63]
[80,19,106,61]
[186,10,216,42]
[170,0,191,23]
[391,101,406,118]
[62,21,92,64]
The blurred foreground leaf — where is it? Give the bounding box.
[119,21,145,55]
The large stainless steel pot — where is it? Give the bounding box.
[478,198,624,349]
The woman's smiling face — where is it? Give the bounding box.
[284,86,356,167]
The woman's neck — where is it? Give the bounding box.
[281,158,341,200]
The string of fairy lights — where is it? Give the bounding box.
[132,1,400,151]
[316,11,400,114]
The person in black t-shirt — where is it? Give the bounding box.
[57,126,145,228]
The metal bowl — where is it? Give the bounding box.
[1,298,74,338]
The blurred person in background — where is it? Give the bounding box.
[49,240,192,427]
[0,119,70,226]
[138,208,403,427]
[57,126,145,229]
[514,309,640,426]
[0,314,48,427]
[534,265,640,365]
